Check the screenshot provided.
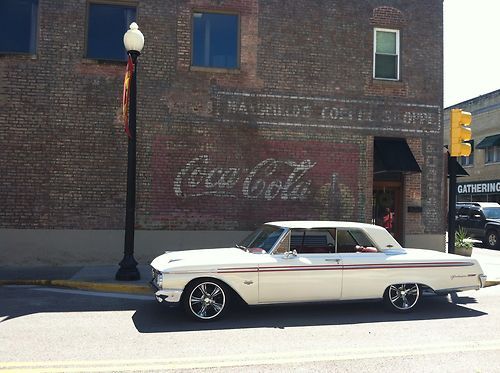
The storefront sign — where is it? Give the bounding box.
[457,180,500,194]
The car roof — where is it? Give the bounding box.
[457,202,500,208]
[265,220,385,230]
[264,221,402,250]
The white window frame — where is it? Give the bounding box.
[373,28,400,81]
[485,145,500,164]
[459,140,474,167]
[459,154,473,167]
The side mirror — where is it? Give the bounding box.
[283,250,298,259]
[473,214,482,219]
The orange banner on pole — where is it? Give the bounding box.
[122,55,133,138]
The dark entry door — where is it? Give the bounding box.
[373,181,403,243]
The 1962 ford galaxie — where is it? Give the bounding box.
[150,221,486,321]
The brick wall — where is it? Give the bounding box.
[0,0,443,238]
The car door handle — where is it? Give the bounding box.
[325,258,341,263]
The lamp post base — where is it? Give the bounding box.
[115,255,141,281]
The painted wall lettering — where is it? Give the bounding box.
[152,135,362,226]
[215,91,441,132]
[174,156,316,201]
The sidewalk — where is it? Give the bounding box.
[0,265,153,295]
[0,247,499,295]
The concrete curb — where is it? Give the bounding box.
[0,279,152,295]
[485,280,500,288]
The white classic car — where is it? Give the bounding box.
[150,221,486,321]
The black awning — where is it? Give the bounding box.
[476,134,500,149]
[449,156,469,177]
[374,138,421,174]
[455,161,469,177]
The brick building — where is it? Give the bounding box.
[0,0,444,265]
[444,89,500,203]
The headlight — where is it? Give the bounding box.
[156,272,163,288]
[152,268,163,288]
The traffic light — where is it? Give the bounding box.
[450,108,472,157]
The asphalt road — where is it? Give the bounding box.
[1,284,500,372]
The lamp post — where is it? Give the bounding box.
[116,22,144,281]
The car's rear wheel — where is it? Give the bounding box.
[485,229,499,250]
[384,283,420,312]
[182,279,229,321]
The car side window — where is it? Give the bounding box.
[350,230,377,247]
[290,229,335,254]
[273,231,290,255]
[457,207,469,217]
[470,208,483,219]
[336,230,358,253]
[336,229,377,253]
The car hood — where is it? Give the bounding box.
[486,218,500,224]
[151,247,264,272]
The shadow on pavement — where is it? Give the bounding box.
[0,285,147,322]
[0,286,486,331]
[132,293,486,333]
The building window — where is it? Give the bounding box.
[0,0,38,54]
[459,140,474,166]
[459,155,473,167]
[485,145,500,164]
[87,3,136,61]
[373,28,399,80]
[192,12,239,69]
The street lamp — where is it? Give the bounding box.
[116,22,144,281]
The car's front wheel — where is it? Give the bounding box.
[182,279,229,321]
[485,229,499,250]
[383,283,420,312]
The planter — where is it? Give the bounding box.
[455,246,472,257]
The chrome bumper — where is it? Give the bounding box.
[479,274,487,288]
[150,281,183,304]
[155,289,183,303]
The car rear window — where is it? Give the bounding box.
[484,207,500,219]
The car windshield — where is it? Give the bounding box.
[237,225,285,253]
[484,207,500,219]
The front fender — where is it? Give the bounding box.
[485,222,500,231]
[166,271,259,305]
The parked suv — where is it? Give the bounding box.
[456,202,500,249]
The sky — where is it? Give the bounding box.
[443,0,500,107]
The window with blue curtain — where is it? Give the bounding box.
[0,0,38,54]
[192,12,239,69]
[87,3,136,61]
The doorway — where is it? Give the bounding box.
[373,181,403,243]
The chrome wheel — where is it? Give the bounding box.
[186,281,226,320]
[385,283,420,312]
[486,230,499,249]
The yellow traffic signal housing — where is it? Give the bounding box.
[450,108,472,157]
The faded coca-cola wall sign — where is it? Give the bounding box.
[152,135,362,228]
[174,155,316,201]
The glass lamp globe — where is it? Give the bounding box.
[123,22,144,52]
